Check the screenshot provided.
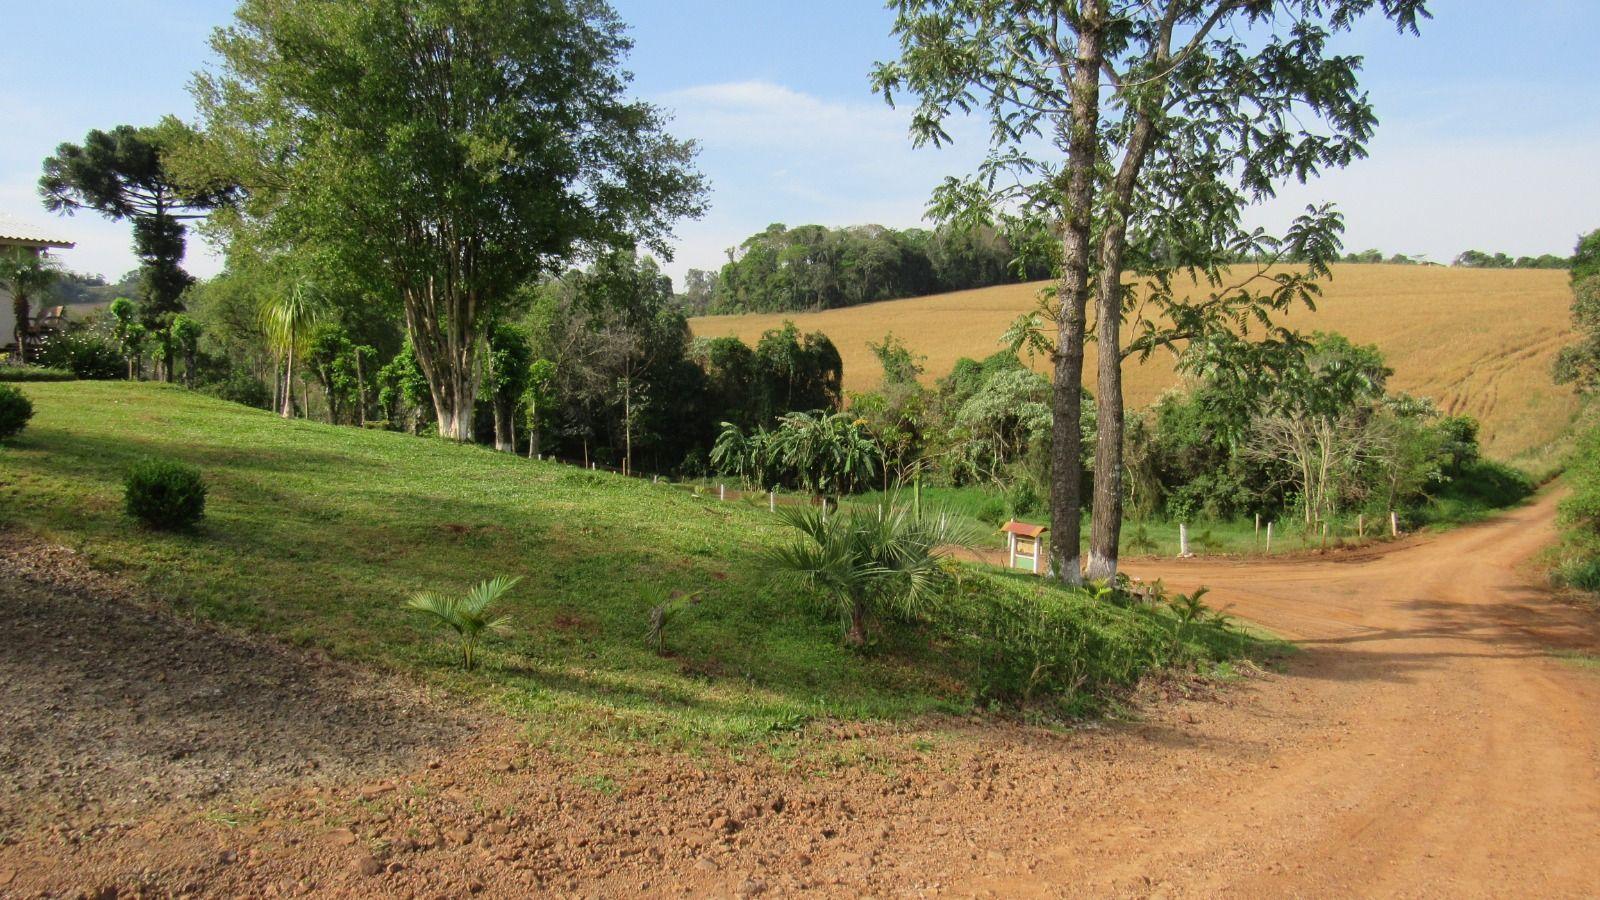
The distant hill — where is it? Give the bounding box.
[691,264,1579,461]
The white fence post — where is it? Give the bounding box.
[1390,510,1399,537]
[718,483,725,501]
[769,490,776,512]
[1178,523,1193,558]
[1265,521,1273,553]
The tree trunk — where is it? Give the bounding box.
[11,291,29,365]
[1085,11,1173,584]
[280,327,295,418]
[355,352,366,427]
[492,396,515,452]
[527,403,540,459]
[845,601,868,647]
[622,375,633,477]
[1045,1,1106,588]
[429,369,477,441]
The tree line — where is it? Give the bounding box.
[677,221,1053,315]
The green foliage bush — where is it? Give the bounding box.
[0,384,35,439]
[942,572,1265,714]
[1555,423,1600,593]
[405,576,519,671]
[973,493,1007,526]
[124,458,207,530]
[201,371,272,409]
[1442,459,1535,508]
[35,332,123,379]
[0,365,73,382]
[1560,557,1600,593]
[1004,478,1043,518]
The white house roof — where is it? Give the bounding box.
[0,213,75,249]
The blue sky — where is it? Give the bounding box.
[3,1,1598,286]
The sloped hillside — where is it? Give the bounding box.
[692,265,1578,459]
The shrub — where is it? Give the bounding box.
[767,503,979,646]
[0,365,73,382]
[1445,458,1535,508]
[35,332,122,379]
[201,371,271,409]
[944,572,1269,714]
[644,587,703,655]
[124,458,207,530]
[0,384,34,439]
[973,493,1007,526]
[1005,478,1043,517]
[951,574,1169,711]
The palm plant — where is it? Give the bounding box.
[404,575,521,671]
[260,278,326,418]
[1,248,60,365]
[767,502,978,646]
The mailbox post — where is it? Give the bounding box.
[1001,519,1050,575]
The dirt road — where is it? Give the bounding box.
[981,490,1600,897]
[2,492,1597,897]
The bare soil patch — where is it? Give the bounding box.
[0,530,476,836]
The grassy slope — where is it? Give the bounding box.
[5,383,1277,752]
[3,382,969,747]
[692,264,1579,463]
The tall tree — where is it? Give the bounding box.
[193,0,706,441]
[875,0,1427,583]
[40,120,230,378]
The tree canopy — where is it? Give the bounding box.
[191,0,707,440]
[40,119,232,375]
[875,0,1429,583]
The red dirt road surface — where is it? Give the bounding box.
[977,490,1600,897]
[2,492,1598,897]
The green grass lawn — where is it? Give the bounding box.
[1,382,1279,750]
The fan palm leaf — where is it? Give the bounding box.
[405,575,521,670]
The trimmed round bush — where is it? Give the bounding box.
[124,458,207,530]
[0,384,34,440]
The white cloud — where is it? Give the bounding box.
[653,80,990,282]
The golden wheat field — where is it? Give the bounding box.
[691,264,1580,461]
